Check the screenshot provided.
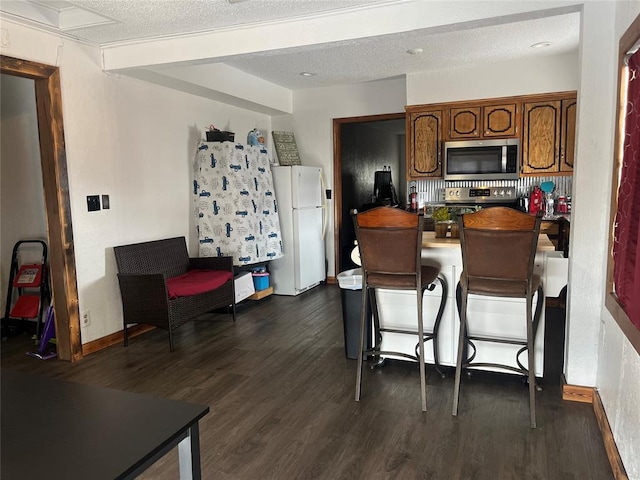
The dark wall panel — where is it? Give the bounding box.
[340,121,404,271]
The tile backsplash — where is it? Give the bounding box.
[410,176,573,207]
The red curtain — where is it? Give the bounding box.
[613,50,640,329]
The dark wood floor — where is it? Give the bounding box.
[1,285,612,479]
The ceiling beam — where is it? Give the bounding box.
[101,1,583,72]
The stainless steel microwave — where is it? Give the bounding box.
[443,138,520,181]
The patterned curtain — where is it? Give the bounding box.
[613,50,640,329]
[194,142,284,266]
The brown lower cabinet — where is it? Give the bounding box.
[541,217,571,257]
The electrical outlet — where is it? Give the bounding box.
[81,310,91,327]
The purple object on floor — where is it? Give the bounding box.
[26,306,56,360]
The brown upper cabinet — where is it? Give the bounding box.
[484,103,519,138]
[560,97,577,172]
[449,106,481,139]
[522,101,560,174]
[521,92,577,175]
[406,109,443,178]
[449,103,519,139]
[406,91,577,178]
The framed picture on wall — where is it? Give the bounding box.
[272,131,301,166]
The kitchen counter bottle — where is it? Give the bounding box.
[557,195,568,214]
[529,186,543,215]
[409,182,418,212]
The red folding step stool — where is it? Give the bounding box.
[2,240,50,344]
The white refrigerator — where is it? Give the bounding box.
[270,165,326,295]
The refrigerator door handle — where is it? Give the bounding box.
[320,171,327,239]
[320,206,327,239]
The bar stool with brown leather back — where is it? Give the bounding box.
[352,206,447,412]
[452,206,543,428]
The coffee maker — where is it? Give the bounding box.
[517,196,529,212]
[372,166,399,206]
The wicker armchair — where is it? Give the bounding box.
[114,237,235,351]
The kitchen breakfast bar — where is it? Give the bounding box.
[373,231,568,377]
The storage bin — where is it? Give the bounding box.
[205,130,235,142]
[252,272,270,291]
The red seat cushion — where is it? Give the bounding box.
[166,269,233,299]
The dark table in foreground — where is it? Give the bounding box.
[1,369,209,480]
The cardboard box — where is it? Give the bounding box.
[235,272,255,302]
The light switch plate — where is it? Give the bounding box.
[87,195,100,212]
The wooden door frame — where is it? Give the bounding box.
[332,112,406,277]
[1,55,81,361]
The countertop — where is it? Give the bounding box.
[540,213,571,223]
[422,231,556,251]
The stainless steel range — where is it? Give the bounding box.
[444,186,517,205]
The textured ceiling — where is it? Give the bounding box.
[226,13,580,89]
[4,0,396,43]
[0,0,581,90]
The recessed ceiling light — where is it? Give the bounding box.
[299,72,316,77]
[407,48,424,55]
[531,42,552,49]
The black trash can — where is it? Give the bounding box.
[337,268,372,359]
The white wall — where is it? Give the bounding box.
[273,77,407,277]
[0,74,47,314]
[566,1,618,388]
[599,311,640,480]
[407,52,580,105]
[595,3,640,479]
[0,20,272,343]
